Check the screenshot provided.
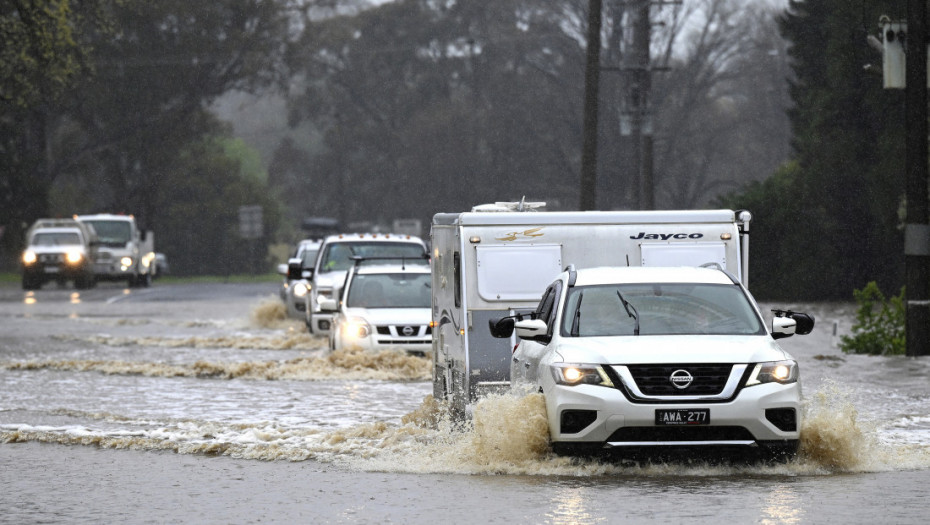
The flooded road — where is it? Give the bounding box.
[1,282,929,523]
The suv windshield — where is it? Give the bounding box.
[319,242,425,273]
[346,273,431,308]
[83,220,131,245]
[32,232,81,246]
[560,283,765,336]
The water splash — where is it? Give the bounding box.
[798,380,930,473]
[249,297,295,330]
[4,386,928,477]
[1,347,431,381]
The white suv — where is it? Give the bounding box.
[491,266,814,461]
[306,233,427,334]
[320,259,431,354]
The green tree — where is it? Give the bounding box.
[0,0,102,107]
[155,135,281,276]
[0,0,115,271]
[2,0,293,273]
[840,281,906,355]
[720,0,905,300]
[283,0,586,226]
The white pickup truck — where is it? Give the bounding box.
[76,214,156,287]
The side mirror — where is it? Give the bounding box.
[790,312,816,335]
[771,309,816,339]
[277,263,289,276]
[286,257,302,280]
[771,316,796,340]
[515,318,549,342]
[489,317,515,338]
[319,298,339,312]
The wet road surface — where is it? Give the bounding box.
[1,281,929,523]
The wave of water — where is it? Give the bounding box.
[1,347,432,381]
[4,383,928,477]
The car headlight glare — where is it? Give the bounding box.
[293,281,309,297]
[120,256,133,267]
[550,363,614,387]
[23,251,37,265]
[65,251,83,264]
[745,360,799,386]
[343,317,371,339]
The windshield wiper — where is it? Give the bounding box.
[616,290,640,336]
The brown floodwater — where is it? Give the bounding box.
[1,283,928,523]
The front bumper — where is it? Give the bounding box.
[544,380,801,454]
[335,324,431,354]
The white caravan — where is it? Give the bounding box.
[430,202,753,416]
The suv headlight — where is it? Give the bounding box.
[745,360,799,386]
[23,251,37,265]
[65,251,83,264]
[342,317,371,339]
[550,363,614,387]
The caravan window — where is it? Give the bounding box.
[475,245,562,302]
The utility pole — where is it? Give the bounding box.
[621,1,654,210]
[905,0,930,356]
[580,0,603,211]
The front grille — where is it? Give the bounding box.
[39,253,64,263]
[607,426,755,442]
[626,364,733,396]
[375,325,429,337]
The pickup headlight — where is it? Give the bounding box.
[550,363,614,387]
[120,256,133,268]
[293,281,310,298]
[745,360,799,386]
[22,251,37,265]
[342,317,371,339]
[65,251,83,264]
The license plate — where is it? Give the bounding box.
[43,267,60,274]
[655,408,710,426]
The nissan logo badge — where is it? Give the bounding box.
[669,369,693,390]
[402,326,415,337]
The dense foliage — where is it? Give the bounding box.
[4,0,912,289]
[840,281,906,355]
[1,0,290,275]
[719,0,907,300]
